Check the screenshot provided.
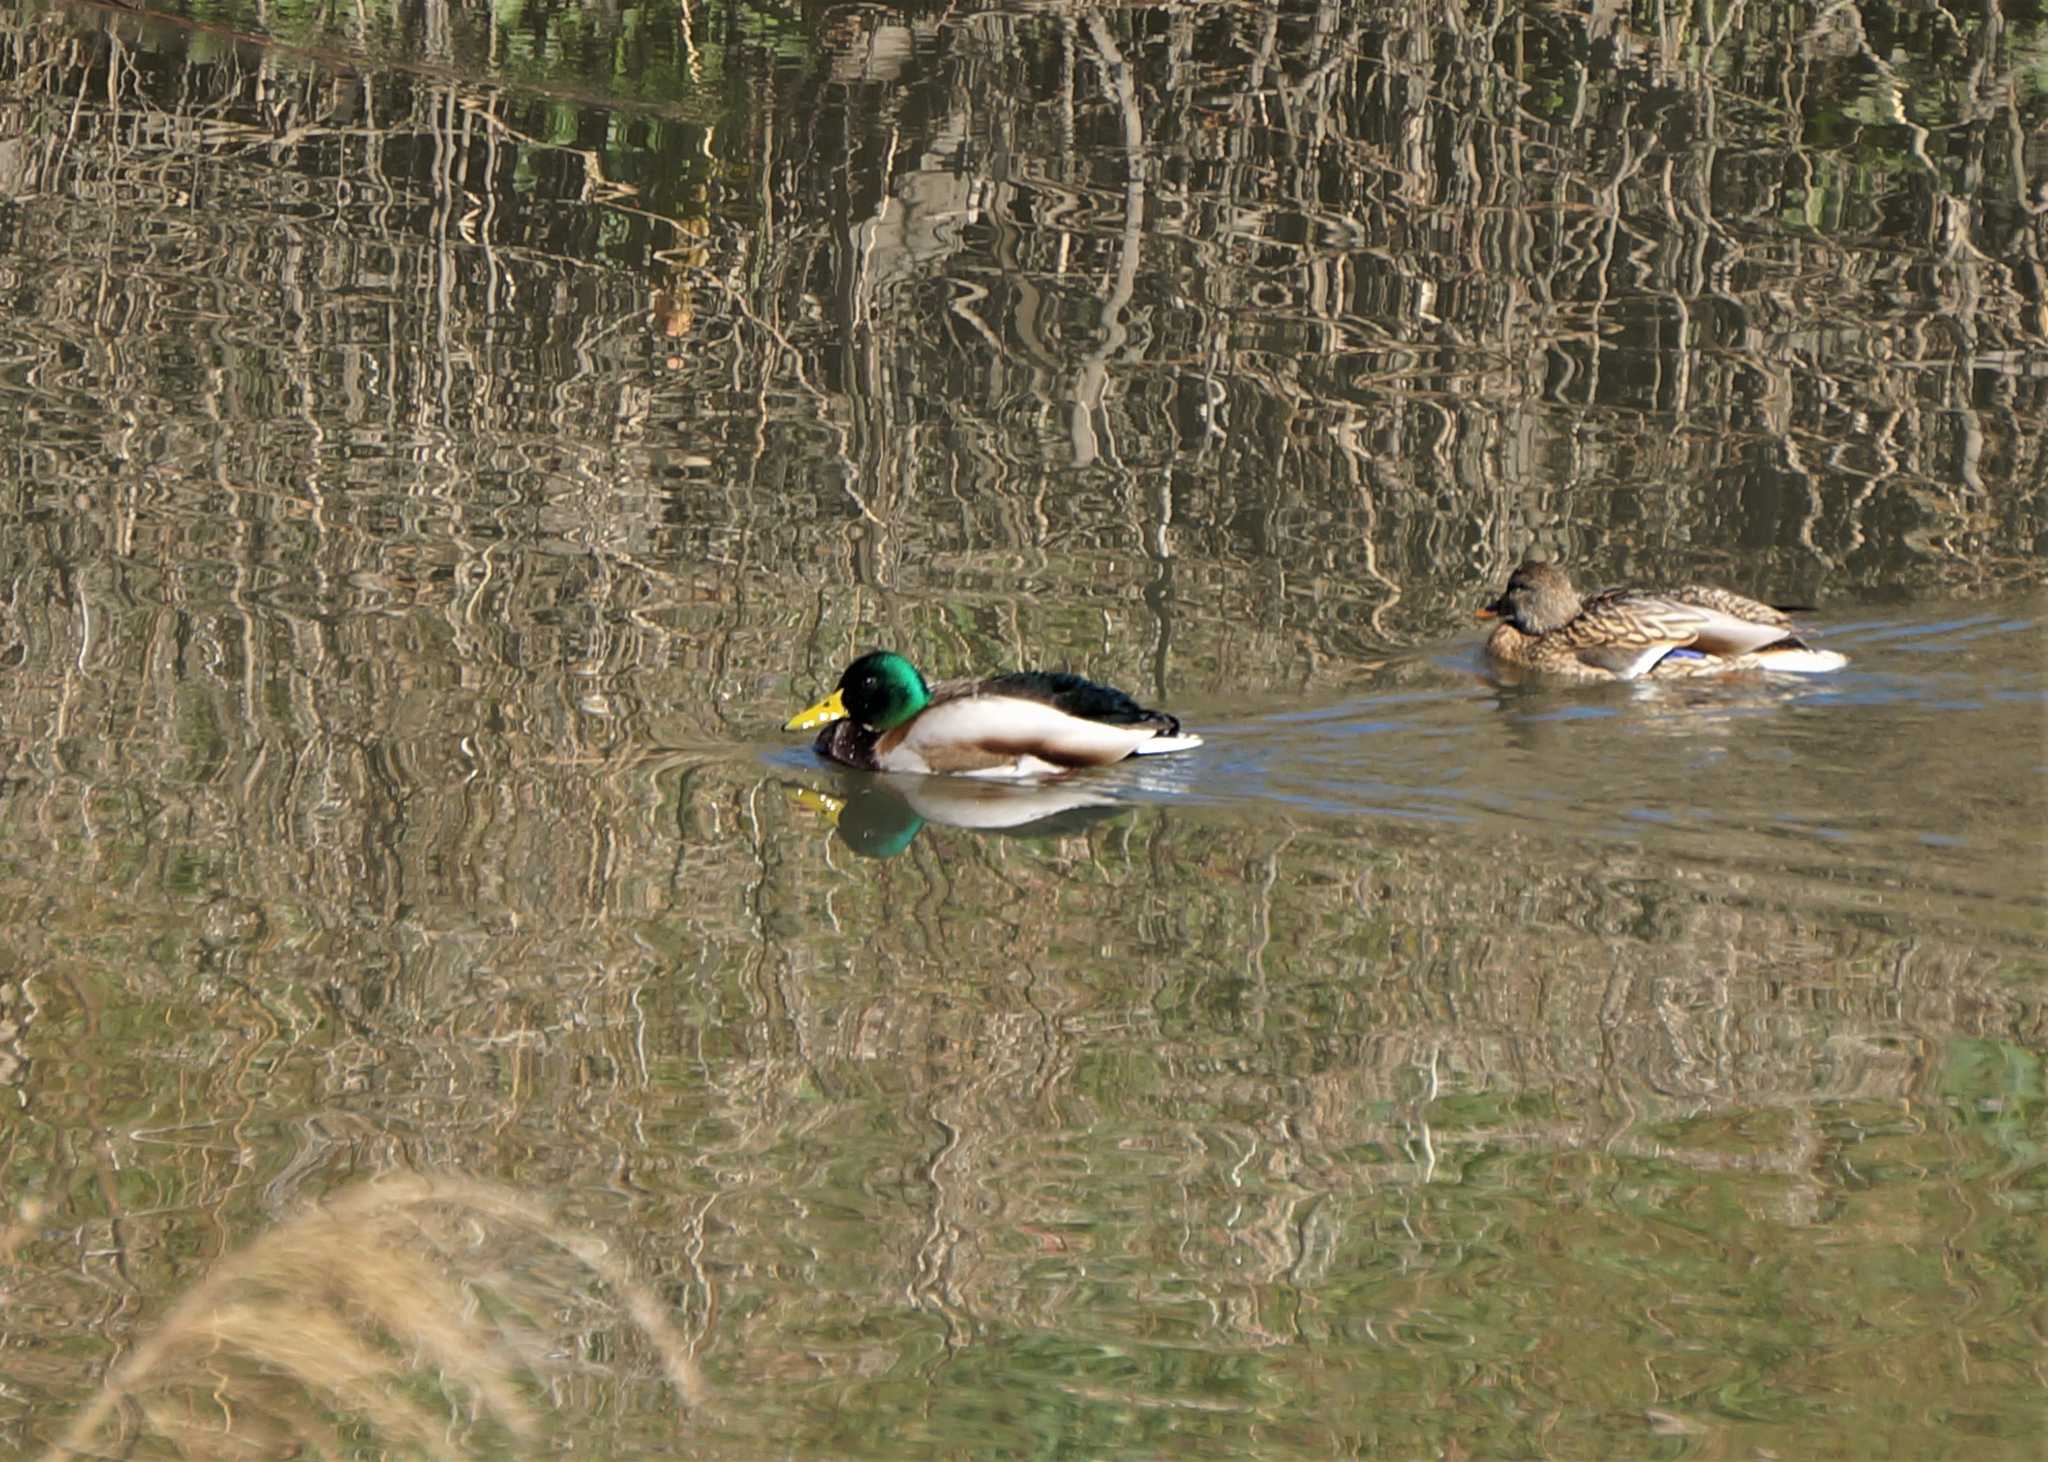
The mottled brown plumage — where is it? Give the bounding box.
[1475,561,1848,680]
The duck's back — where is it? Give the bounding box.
[1625,584,1794,627]
[963,670,1182,730]
[1564,586,1801,660]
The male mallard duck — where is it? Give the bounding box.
[784,650,1203,777]
[1476,560,1849,680]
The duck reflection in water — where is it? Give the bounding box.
[788,775,1130,860]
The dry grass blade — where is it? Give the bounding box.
[43,1174,705,1460]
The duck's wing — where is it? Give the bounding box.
[964,671,1182,729]
[1651,590,1811,656]
[1560,588,1822,678]
[1653,587,1847,670]
[1657,585,1798,626]
[1546,592,1705,677]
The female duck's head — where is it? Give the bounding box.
[784,651,931,733]
[1476,560,1583,635]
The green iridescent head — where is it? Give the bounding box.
[784,650,932,733]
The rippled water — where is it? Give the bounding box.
[0,0,2043,1457]
[1186,605,2046,933]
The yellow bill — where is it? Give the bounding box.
[784,687,848,731]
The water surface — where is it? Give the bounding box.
[0,0,2043,1457]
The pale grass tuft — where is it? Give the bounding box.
[44,1174,705,1460]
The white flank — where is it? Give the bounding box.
[1131,733,1204,756]
[1753,647,1849,674]
[907,696,1169,760]
[873,696,1202,777]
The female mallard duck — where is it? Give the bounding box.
[1476,560,1849,680]
[784,650,1203,777]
